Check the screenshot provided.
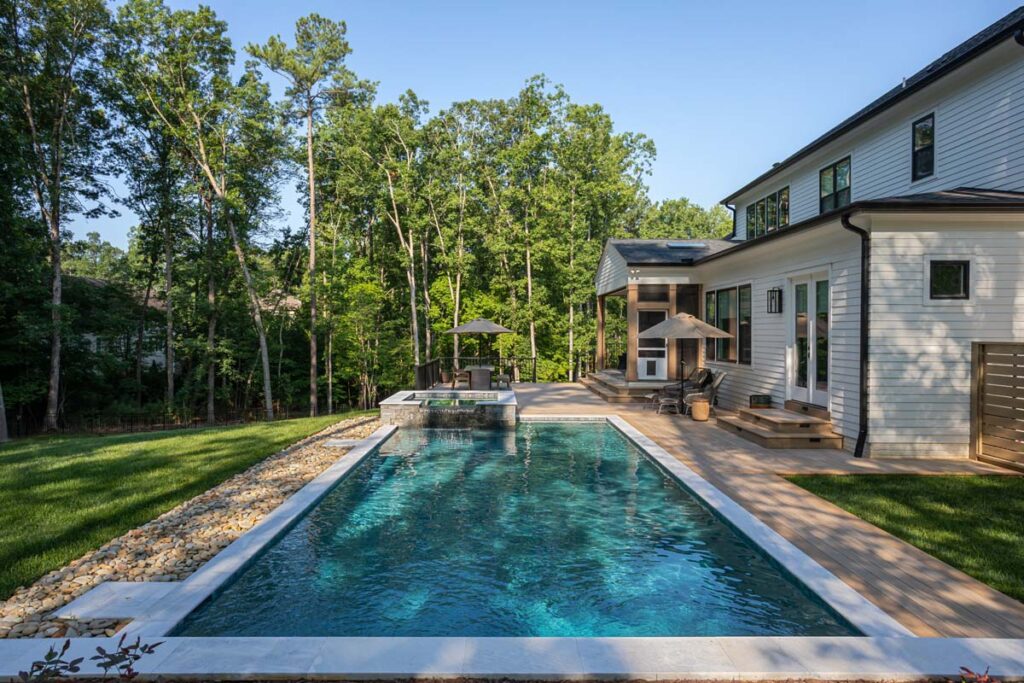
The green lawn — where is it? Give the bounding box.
[0,412,373,600]
[787,474,1024,603]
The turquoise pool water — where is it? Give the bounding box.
[173,423,858,637]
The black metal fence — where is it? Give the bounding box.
[415,356,537,388]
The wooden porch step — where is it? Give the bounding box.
[737,408,833,434]
[717,414,844,449]
[783,400,831,420]
[579,377,649,404]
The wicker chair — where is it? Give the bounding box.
[682,371,727,416]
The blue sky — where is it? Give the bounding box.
[82,0,1021,248]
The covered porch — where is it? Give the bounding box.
[591,282,702,401]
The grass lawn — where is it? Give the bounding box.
[787,474,1024,603]
[0,412,373,600]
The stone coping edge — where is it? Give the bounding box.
[1,635,1023,680]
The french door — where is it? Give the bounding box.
[790,275,830,406]
[637,310,668,380]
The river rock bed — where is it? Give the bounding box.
[0,415,381,639]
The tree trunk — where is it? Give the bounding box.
[420,236,432,361]
[224,213,274,420]
[525,223,537,363]
[306,107,318,417]
[205,194,217,424]
[135,256,156,408]
[0,379,8,443]
[164,221,174,411]
[42,211,61,432]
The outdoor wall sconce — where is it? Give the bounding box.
[767,287,783,314]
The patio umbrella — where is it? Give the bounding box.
[638,313,733,391]
[445,318,512,366]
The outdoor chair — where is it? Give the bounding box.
[493,373,511,389]
[453,370,471,389]
[682,371,727,416]
[647,368,707,411]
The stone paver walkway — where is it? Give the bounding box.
[514,382,1024,638]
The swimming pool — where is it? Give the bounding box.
[172,422,858,637]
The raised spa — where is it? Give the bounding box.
[173,422,857,637]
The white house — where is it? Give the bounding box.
[591,7,1024,469]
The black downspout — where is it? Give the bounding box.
[841,212,869,458]
[724,203,736,239]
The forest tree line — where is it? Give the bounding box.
[0,0,731,437]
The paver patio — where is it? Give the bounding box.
[513,382,1024,638]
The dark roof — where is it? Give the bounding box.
[698,187,1024,266]
[853,187,1024,207]
[607,238,738,265]
[721,7,1024,204]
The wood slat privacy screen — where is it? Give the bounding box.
[972,342,1024,470]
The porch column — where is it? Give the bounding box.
[667,285,679,380]
[626,283,638,381]
[596,294,606,370]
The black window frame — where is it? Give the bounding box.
[912,113,935,182]
[929,260,970,300]
[704,284,752,365]
[745,186,789,240]
[819,156,851,213]
[738,284,752,365]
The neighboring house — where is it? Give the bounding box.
[593,7,1024,467]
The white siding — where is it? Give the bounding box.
[694,225,863,446]
[867,215,1024,457]
[595,246,627,296]
[732,41,1024,239]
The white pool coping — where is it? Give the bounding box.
[5,416,1024,681]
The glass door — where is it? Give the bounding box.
[637,310,668,380]
[790,277,829,406]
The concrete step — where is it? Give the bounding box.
[579,377,649,404]
[784,400,831,420]
[717,414,844,449]
[737,408,833,434]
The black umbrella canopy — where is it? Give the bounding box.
[445,318,512,335]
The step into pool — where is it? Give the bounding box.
[172,422,858,637]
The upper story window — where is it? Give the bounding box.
[912,114,935,181]
[929,260,969,300]
[819,157,851,213]
[744,186,789,239]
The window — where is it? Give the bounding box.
[704,291,716,361]
[746,186,790,239]
[716,289,737,361]
[738,285,752,364]
[929,260,969,299]
[704,285,752,365]
[819,157,851,213]
[912,114,934,181]
[778,186,789,227]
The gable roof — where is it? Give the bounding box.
[606,238,738,266]
[721,6,1024,204]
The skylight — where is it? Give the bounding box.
[667,241,706,249]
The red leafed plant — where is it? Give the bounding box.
[961,666,995,683]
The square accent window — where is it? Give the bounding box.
[929,260,969,300]
[912,114,935,181]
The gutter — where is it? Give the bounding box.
[724,202,737,240]
[840,212,869,458]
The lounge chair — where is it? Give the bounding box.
[649,368,709,412]
[683,371,727,416]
